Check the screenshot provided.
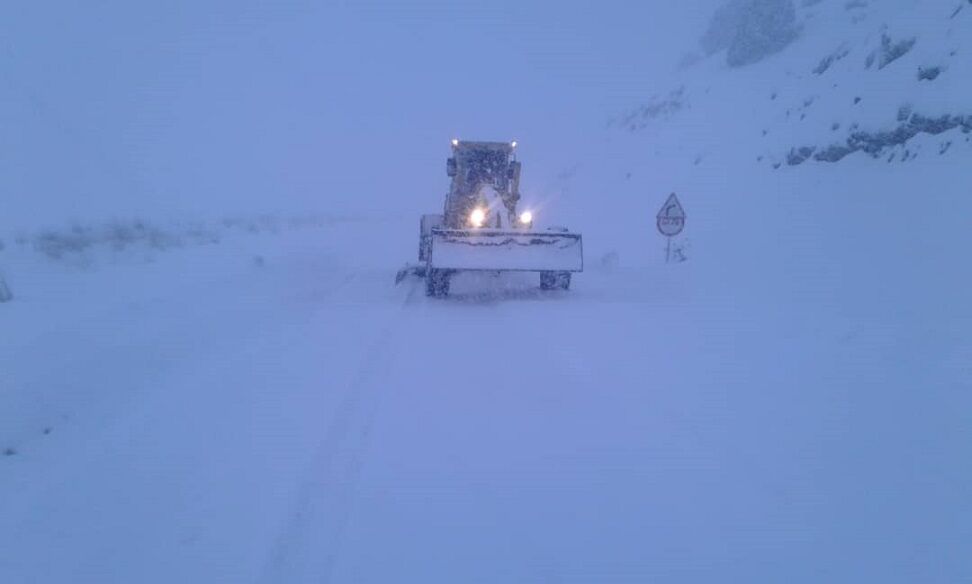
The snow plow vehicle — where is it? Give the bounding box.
[396,140,583,297]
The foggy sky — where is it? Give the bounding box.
[1,1,715,230]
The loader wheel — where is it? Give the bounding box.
[540,271,571,291]
[426,269,451,297]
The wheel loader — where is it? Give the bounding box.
[396,140,583,297]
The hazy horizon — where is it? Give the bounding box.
[2,1,716,231]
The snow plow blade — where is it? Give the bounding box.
[428,229,583,272]
[395,263,426,284]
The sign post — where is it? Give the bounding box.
[656,192,686,263]
[0,273,11,303]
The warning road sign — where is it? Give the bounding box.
[656,193,686,237]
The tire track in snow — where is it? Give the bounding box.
[256,278,419,583]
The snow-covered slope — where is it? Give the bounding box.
[614,0,972,168]
[564,0,972,288]
[1,1,970,582]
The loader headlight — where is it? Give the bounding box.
[518,211,533,224]
[469,208,486,227]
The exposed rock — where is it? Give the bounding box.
[918,66,942,81]
[727,0,799,67]
[869,33,916,70]
[813,144,854,162]
[790,113,972,164]
[701,0,799,67]
[813,45,850,75]
[787,146,816,165]
[615,87,686,131]
[702,0,748,55]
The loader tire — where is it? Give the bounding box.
[540,271,571,291]
[426,269,451,297]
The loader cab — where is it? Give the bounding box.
[444,140,521,229]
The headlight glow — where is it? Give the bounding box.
[519,211,533,224]
[469,208,486,227]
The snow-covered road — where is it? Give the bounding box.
[1,214,970,583]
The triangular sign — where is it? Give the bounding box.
[657,193,686,220]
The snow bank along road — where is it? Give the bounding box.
[1,215,969,583]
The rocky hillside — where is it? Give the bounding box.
[615,0,972,169]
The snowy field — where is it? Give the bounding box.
[2,159,970,582]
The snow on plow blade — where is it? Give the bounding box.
[428,229,583,272]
